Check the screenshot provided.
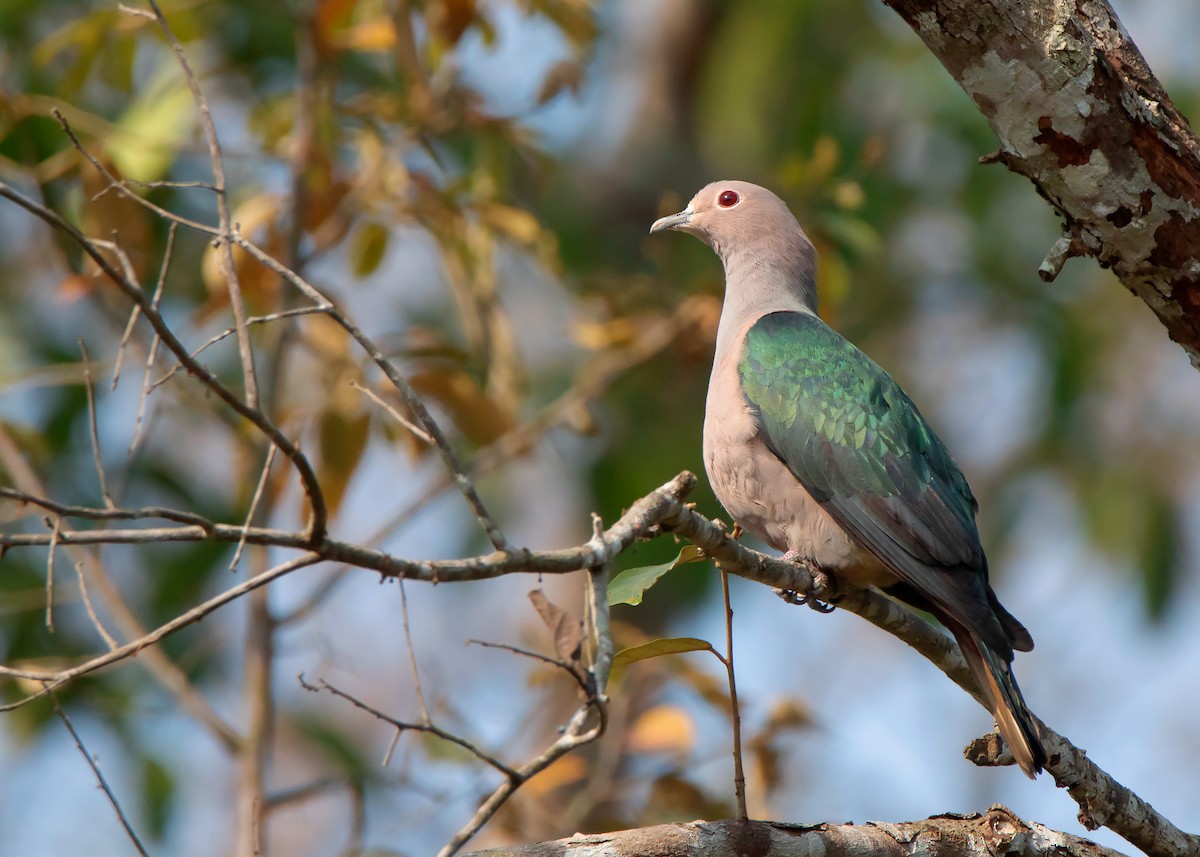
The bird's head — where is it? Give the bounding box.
[650,181,803,251]
[650,180,818,310]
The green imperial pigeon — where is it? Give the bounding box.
[650,180,1046,777]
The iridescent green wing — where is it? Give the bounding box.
[739,311,1009,653]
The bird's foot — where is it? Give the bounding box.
[774,557,841,613]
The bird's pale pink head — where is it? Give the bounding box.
[650,180,818,311]
[650,181,803,253]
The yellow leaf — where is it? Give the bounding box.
[524,754,587,796]
[571,318,637,351]
[350,221,390,278]
[339,18,396,52]
[104,66,196,181]
[627,705,695,755]
[477,202,542,246]
[317,404,371,517]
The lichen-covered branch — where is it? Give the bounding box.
[882,0,1200,364]
[461,806,1128,857]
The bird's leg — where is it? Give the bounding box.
[730,523,744,540]
[773,553,841,613]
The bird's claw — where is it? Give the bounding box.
[772,587,838,612]
[773,558,841,613]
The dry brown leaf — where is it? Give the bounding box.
[536,59,584,105]
[201,192,283,316]
[410,366,514,447]
[528,588,584,668]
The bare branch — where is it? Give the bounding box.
[44,516,60,632]
[51,108,215,236]
[149,306,332,393]
[350,379,433,445]
[0,553,321,709]
[466,638,590,696]
[75,559,118,651]
[882,0,1200,364]
[79,340,114,508]
[129,222,174,453]
[0,460,1191,855]
[112,304,141,391]
[399,579,431,723]
[230,444,277,572]
[143,0,258,406]
[229,232,510,552]
[719,568,748,821]
[300,676,519,780]
[0,431,242,751]
[0,179,329,542]
[49,690,151,857]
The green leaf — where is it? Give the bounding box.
[350,221,390,278]
[611,637,715,670]
[607,545,705,607]
[104,66,196,181]
[139,754,175,840]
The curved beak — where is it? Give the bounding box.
[649,207,693,235]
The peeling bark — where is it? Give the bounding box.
[463,806,1128,857]
[883,0,1200,363]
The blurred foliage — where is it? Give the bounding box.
[0,0,1197,853]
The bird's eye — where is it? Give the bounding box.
[717,190,740,208]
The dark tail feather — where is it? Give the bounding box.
[986,585,1035,652]
[953,626,1045,778]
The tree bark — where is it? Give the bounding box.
[463,806,1127,857]
[882,0,1200,364]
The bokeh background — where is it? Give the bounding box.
[0,1,1198,855]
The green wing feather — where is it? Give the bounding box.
[739,311,1015,655]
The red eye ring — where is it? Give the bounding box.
[717,190,740,208]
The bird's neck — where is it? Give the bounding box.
[713,241,819,362]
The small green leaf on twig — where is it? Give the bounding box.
[611,637,715,670]
[607,545,706,607]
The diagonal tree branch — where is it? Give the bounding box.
[0,470,1193,855]
[460,807,1129,857]
[882,0,1200,365]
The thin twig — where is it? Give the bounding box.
[436,685,605,856]
[0,179,329,543]
[0,428,242,750]
[48,689,151,857]
[719,568,747,821]
[399,579,431,722]
[149,306,332,393]
[230,444,277,572]
[359,306,698,542]
[466,639,590,695]
[350,380,433,444]
[128,223,175,454]
[144,0,258,408]
[0,553,321,708]
[230,231,510,552]
[75,559,119,650]
[79,340,114,508]
[300,676,519,780]
[51,109,217,236]
[112,305,142,390]
[45,517,61,632]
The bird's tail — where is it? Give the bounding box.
[952,626,1046,778]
